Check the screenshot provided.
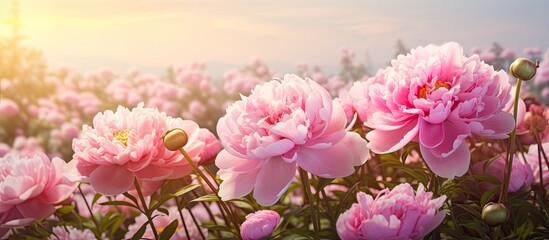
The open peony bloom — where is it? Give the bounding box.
[124,206,207,239]
[337,183,446,240]
[72,103,215,196]
[362,42,514,178]
[240,210,280,240]
[0,153,79,237]
[216,74,369,206]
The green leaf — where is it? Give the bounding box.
[56,205,75,214]
[159,219,178,240]
[131,220,149,240]
[472,174,501,185]
[157,207,169,216]
[123,192,139,206]
[190,194,219,203]
[480,187,499,207]
[91,193,102,207]
[336,182,359,216]
[100,200,139,210]
[169,184,199,198]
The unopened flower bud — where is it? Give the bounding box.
[509,58,537,80]
[482,203,508,227]
[162,128,188,151]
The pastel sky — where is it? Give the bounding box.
[1,0,548,75]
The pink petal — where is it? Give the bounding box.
[250,139,295,159]
[218,169,259,201]
[419,120,444,148]
[475,112,514,139]
[134,165,174,181]
[420,142,470,178]
[89,165,135,195]
[253,157,297,206]
[366,118,419,154]
[430,121,470,157]
[40,185,74,204]
[338,132,370,166]
[216,150,263,173]
[16,198,55,220]
[297,143,355,178]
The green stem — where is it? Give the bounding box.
[178,148,241,238]
[134,179,159,239]
[78,184,102,235]
[299,168,319,240]
[175,197,192,240]
[498,78,522,204]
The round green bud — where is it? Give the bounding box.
[482,203,509,227]
[509,58,537,80]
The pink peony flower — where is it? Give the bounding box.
[48,226,97,240]
[471,155,533,193]
[0,99,19,117]
[197,128,222,165]
[0,153,79,237]
[0,143,10,157]
[124,206,207,239]
[216,74,369,205]
[526,142,549,189]
[362,42,514,178]
[336,183,446,240]
[240,210,280,240]
[72,103,215,196]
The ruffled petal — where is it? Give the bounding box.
[366,118,419,154]
[253,157,296,206]
[89,165,134,195]
[420,142,470,178]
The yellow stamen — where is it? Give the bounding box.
[417,80,451,99]
[113,131,129,146]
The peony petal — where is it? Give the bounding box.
[89,165,135,195]
[217,169,259,201]
[40,185,74,204]
[16,198,55,220]
[429,121,470,157]
[338,132,370,166]
[420,142,470,178]
[366,118,419,154]
[216,150,263,173]
[253,157,297,206]
[475,112,514,139]
[134,165,174,181]
[297,143,355,178]
[419,119,444,148]
[250,139,295,159]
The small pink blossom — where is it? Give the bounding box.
[0,99,19,117]
[471,155,533,193]
[336,183,446,240]
[48,226,97,240]
[124,206,207,239]
[216,75,369,206]
[0,143,10,157]
[362,42,514,178]
[500,48,516,59]
[0,153,79,237]
[240,210,280,240]
[72,103,215,196]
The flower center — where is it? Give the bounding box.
[113,131,129,146]
[417,80,451,99]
